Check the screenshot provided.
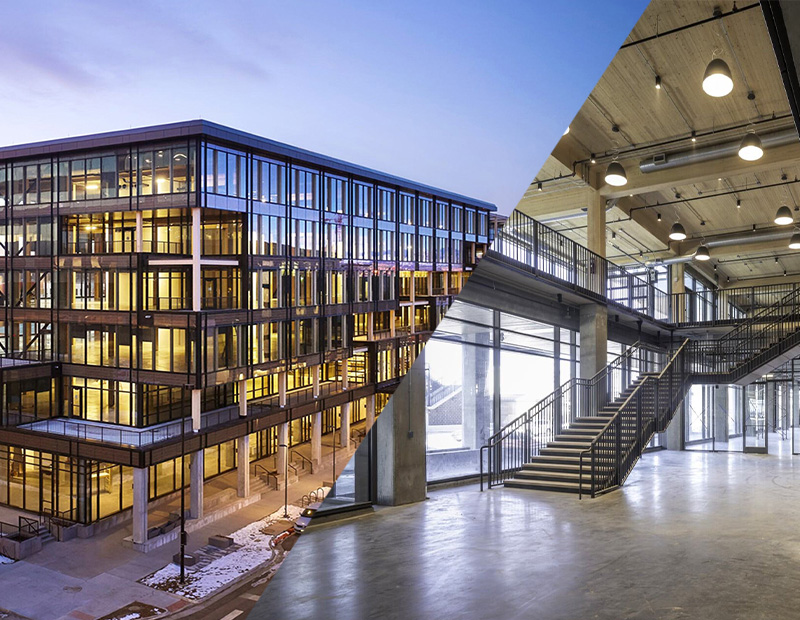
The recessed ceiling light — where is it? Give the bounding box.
[703,58,734,97]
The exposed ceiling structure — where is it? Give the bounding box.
[516,1,800,287]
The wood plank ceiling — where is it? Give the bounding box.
[514,0,799,286]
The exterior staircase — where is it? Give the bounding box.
[504,375,652,494]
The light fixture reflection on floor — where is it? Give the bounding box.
[775,205,794,225]
[702,58,733,97]
[669,222,687,241]
[694,245,710,261]
[738,132,764,161]
[604,160,627,187]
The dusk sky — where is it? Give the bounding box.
[0,1,648,214]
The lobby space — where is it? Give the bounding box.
[250,450,800,620]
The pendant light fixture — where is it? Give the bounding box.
[789,232,800,249]
[669,222,687,241]
[738,131,763,161]
[702,58,733,97]
[604,160,627,187]
[694,244,710,261]
[775,205,794,225]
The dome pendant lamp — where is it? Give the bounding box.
[604,160,627,187]
[669,222,687,241]
[789,232,800,250]
[694,244,710,261]
[738,131,764,161]
[702,58,734,97]
[775,205,794,226]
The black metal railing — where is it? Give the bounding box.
[480,342,666,490]
[686,287,800,381]
[671,282,800,327]
[579,340,690,498]
[488,211,670,322]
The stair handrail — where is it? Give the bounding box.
[291,450,314,470]
[480,340,666,491]
[578,339,690,499]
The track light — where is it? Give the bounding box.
[657,212,662,222]
[590,154,596,164]
[790,233,800,249]
[655,75,662,90]
[691,130,697,143]
[537,182,543,192]
[775,205,794,225]
[669,222,687,241]
[702,58,734,97]
[738,132,763,161]
[736,199,741,209]
[694,245,710,261]
[604,161,627,187]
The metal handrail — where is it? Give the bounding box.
[291,450,313,470]
[254,463,278,489]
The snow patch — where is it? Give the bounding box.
[0,554,14,565]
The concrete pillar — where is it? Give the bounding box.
[279,372,287,408]
[586,189,606,258]
[665,398,685,451]
[390,314,396,338]
[191,206,202,312]
[311,410,322,467]
[410,306,416,335]
[376,347,427,506]
[367,313,374,340]
[312,365,320,399]
[189,450,204,519]
[238,376,247,418]
[712,386,727,444]
[365,394,376,431]
[277,422,289,485]
[191,389,202,431]
[579,304,608,379]
[132,467,149,544]
[340,402,351,449]
[462,331,492,450]
[237,435,250,498]
[135,210,143,253]
[342,358,349,390]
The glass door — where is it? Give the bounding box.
[744,383,767,453]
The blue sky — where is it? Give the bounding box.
[0,0,648,213]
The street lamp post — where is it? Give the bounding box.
[179,410,187,583]
[280,438,289,519]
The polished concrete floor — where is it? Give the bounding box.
[249,449,800,620]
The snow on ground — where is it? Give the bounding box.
[140,505,302,600]
[0,554,14,565]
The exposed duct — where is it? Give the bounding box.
[539,198,619,224]
[639,128,798,173]
[648,228,795,266]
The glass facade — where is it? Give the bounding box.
[0,123,494,523]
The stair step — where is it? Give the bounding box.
[503,479,589,493]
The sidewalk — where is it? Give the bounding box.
[0,438,355,620]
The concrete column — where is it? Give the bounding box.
[342,358,349,390]
[191,389,202,432]
[579,304,608,379]
[340,402,351,448]
[376,347,427,506]
[586,189,606,258]
[189,450,204,519]
[713,386,729,443]
[390,314,396,338]
[279,372,287,408]
[135,210,143,253]
[312,365,321,399]
[238,376,247,418]
[410,306,416,334]
[409,276,415,303]
[132,467,149,544]
[276,422,289,485]
[442,271,449,295]
[191,206,202,312]
[311,410,322,467]
[665,398,685,451]
[367,313,374,340]
[237,435,250,498]
[366,394,376,431]
[462,330,492,450]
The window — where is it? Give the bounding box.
[436,201,449,229]
[378,229,395,261]
[250,214,284,256]
[452,204,463,232]
[353,182,373,218]
[291,167,319,208]
[419,197,433,227]
[325,176,348,213]
[399,193,415,225]
[400,232,414,262]
[353,227,373,260]
[252,158,286,204]
[436,237,448,264]
[377,188,395,221]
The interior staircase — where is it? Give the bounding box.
[504,374,653,494]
